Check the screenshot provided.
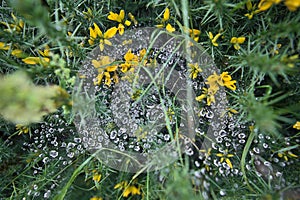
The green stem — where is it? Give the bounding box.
[241,128,256,193]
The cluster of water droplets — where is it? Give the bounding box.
[22,114,85,199]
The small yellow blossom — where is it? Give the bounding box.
[206,72,221,90]
[278,151,298,161]
[293,121,300,130]
[245,0,260,19]
[92,56,118,86]
[189,28,201,42]
[128,12,138,25]
[219,72,237,90]
[285,0,300,11]
[281,54,299,68]
[83,8,93,21]
[166,23,175,33]
[108,10,131,35]
[11,49,23,58]
[258,0,281,11]
[230,37,246,50]
[90,197,103,200]
[120,49,139,73]
[216,150,234,168]
[182,26,201,42]
[196,72,236,106]
[208,32,222,47]
[0,42,10,50]
[196,87,217,106]
[16,124,29,135]
[22,46,51,65]
[114,180,141,198]
[92,173,101,182]
[270,43,281,54]
[88,23,118,51]
[1,13,24,33]
[199,148,212,171]
[188,63,202,79]
[156,8,175,33]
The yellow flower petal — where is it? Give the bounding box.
[225,158,233,168]
[93,23,103,37]
[99,43,104,51]
[230,37,238,43]
[119,10,125,22]
[237,37,246,43]
[128,12,138,25]
[11,49,23,57]
[124,20,131,26]
[285,0,300,11]
[118,23,125,35]
[0,42,10,50]
[104,39,112,46]
[156,24,164,28]
[234,43,240,50]
[22,57,40,65]
[92,173,101,182]
[108,11,119,22]
[166,23,175,33]
[208,32,214,40]
[288,151,298,158]
[293,121,300,130]
[163,8,170,21]
[104,27,118,39]
[246,0,253,10]
[89,28,96,44]
[196,94,206,102]
[106,65,118,72]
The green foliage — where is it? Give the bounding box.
[0,0,299,199]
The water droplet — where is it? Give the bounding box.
[44,190,51,199]
[43,157,49,163]
[67,152,75,158]
[50,150,58,158]
[220,189,226,196]
[33,184,38,190]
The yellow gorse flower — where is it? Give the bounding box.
[120,49,139,73]
[293,121,300,130]
[156,8,175,33]
[108,10,132,35]
[88,23,118,51]
[245,0,260,19]
[92,173,101,182]
[285,0,300,11]
[0,42,10,50]
[278,150,298,161]
[188,63,202,79]
[258,0,281,11]
[230,37,246,50]
[90,197,102,200]
[1,13,24,33]
[22,46,51,65]
[219,72,237,90]
[16,124,29,135]
[196,87,217,106]
[196,72,236,106]
[258,0,300,11]
[216,149,234,169]
[183,26,201,42]
[208,32,222,47]
[114,180,141,198]
[83,8,93,21]
[281,54,299,68]
[92,56,118,86]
